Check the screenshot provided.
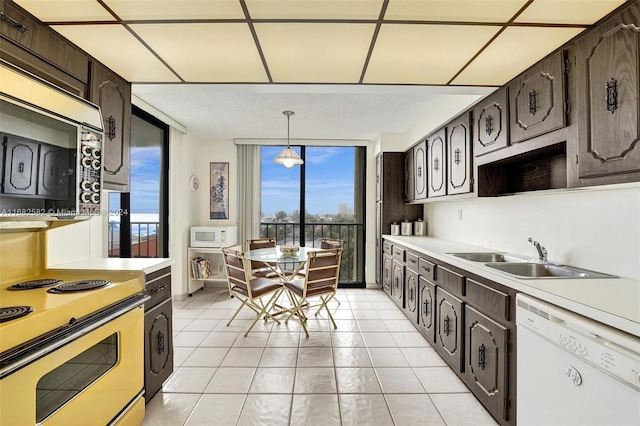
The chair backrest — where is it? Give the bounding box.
[320,238,344,250]
[222,247,251,298]
[303,249,341,297]
[248,238,276,269]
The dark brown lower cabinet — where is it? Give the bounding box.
[391,260,404,309]
[418,276,436,343]
[404,268,418,323]
[144,298,173,402]
[382,254,393,296]
[435,287,463,372]
[465,305,509,421]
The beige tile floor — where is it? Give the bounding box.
[144,287,499,426]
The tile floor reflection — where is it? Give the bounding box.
[144,287,499,426]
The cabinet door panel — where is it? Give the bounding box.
[90,62,131,191]
[428,128,447,197]
[447,113,472,195]
[576,12,640,179]
[418,276,436,343]
[382,254,393,296]
[510,51,566,143]
[413,140,427,200]
[391,260,404,308]
[404,268,418,321]
[404,149,414,202]
[375,154,382,202]
[38,144,69,199]
[474,88,509,156]
[436,287,463,371]
[3,136,37,195]
[144,299,174,402]
[465,305,509,421]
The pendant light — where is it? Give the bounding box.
[273,110,303,168]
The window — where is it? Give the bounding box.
[260,145,365,286]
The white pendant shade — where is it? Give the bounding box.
[273,147,304,168]
[274,110,303,167]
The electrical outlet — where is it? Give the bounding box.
[458,209,463,221]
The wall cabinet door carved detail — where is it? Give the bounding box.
[90,61,131,191]
[465,305,509,421]
[2,135,37,195]
[447,113,472,195]
[391,260,404,308]
[404,268,418,319]
[418,276,436,342]
[510,51,566,143]
[474,88,509,156]
[428,128,447,197]
[576,7,640,180]
[436,287,463,371]
[413,140,427,200]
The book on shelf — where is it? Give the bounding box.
[190,257,212,279]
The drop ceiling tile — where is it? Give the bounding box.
[103,0,245,20]
[515,0,627,24]
[13,0,116,21]
[384,0,529,22]
[451,26,584,86]
[255,23,376,83]
[246,0,384,20]
[50,24,180,82]
[130,23,268,82]
[364,24,501,84]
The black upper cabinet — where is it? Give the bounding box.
[509,50,567,144]
[447,112,473,195]
[474,88,509,156]
[574,3,640,181]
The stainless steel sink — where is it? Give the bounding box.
[447,252,527,263]
[485,262,617,279]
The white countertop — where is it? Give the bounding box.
[50,258,174,275]
[384,235,640,338]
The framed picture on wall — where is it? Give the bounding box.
[210,162,229,219]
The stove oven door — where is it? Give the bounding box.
[0,304,144,425]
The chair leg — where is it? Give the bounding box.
[244,290,282,337]
[283,289,310,338]
[227,298,247,326]
[317,294,338,329]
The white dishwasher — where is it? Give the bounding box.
[516,294,640,426]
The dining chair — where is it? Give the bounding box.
[283,249,342,338]
[295,238,344,309]
[247,237,280,279]
[222,247,283,336]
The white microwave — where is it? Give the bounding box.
[190,226,237,248]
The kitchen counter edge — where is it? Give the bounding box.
[49,258,175,275]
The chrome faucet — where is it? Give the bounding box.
[528,238,548,262]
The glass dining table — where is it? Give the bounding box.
[245,246,320,282]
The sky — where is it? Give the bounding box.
[261,146,355,216]
[109,147,161,219]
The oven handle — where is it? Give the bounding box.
[0,295,150,379]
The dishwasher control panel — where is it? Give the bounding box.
[516,295,640,392]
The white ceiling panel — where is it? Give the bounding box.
[515,0,627,24]
[245,0,384,20]
[50,24,180,82]
[13,0,116,21]
[130,23,268,82]
[451,26,585,86]
[364,24,501,84]
[255,23,376,83]
[103,0,245,20]
[384,0,529,22]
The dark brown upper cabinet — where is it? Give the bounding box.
[509,51,567,144]
[413,140,427,200]
[428,128,447,198]
[403,149,414,202]
[447,112,473,195]
[473,88,509,156]
[90,61,131,192]
[574,4,640,181]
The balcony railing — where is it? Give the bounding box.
[260,221,364,285]
[108,221,160,258]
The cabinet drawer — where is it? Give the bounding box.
[436,266,465,296]
[466,278,510,321]
[392,246,405,262]
[145,267,171,310]
[405,252,419,272]
[418,258,435,281]
[383,240,393,256]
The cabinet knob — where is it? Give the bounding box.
[156,330,165,355]
[478,344,486,370]
[423,300,429,315]
[443,315,451,336]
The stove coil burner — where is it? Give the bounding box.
[8,278,62,290]
[0,306,34,322]
[47,279,110,293]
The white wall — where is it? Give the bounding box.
[424,184,640,280]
